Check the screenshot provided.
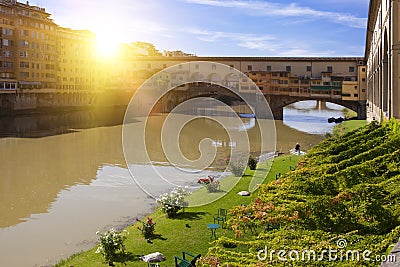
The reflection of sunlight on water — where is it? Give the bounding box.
[283,101,345,134]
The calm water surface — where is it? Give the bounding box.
[0,101,341,266]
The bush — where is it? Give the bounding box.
[157,186,191,217]
[247,156,258,170]
[228,161,246,177]
[95,228,128,264]
[136,217,156,239]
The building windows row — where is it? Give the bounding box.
[245,65,341,73]
[19,19,54,31]
[0,82,16,90]
[0,18,14,26]
[0,72,13,78]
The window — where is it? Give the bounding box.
[2,28,13,35]
[20,61,29,68]
[247,65,252,71]
[20,40,29,47]
[354,94,359,97]
[20,29,28,36]
[286,66,291,72]
[327,66,333,72]
[20,72,29,78]
[4,62,13,68]
[349,66,355,72]
[20,51,28,58]
[307,66,312,72]
[362,68,366,72]
[2,39,13,46]
[362,89,366,92]
[362,78,366,82]
[266,65,272,71]
[3,51,12,57]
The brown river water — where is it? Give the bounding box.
[0,101,343,266]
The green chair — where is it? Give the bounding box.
[213,208,227,229]
[174,251,201,267]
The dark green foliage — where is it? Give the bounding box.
[247,156,258,170]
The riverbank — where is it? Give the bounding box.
[55,155,302,266]
[333,119,367,135]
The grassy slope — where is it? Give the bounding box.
[56,155,301,267]
[333,120,367,135]
[202,120,400,267]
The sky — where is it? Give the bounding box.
[34,0,370,57]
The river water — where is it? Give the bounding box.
[0,100,344,266]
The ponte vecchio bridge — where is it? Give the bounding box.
[134,57,367,120]
[1,57,367,119]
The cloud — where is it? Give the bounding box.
[184,28,336,56]
[185,0,367,28]
[187,28,277,49]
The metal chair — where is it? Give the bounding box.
[174,251,201,267]
[213,208,227,229]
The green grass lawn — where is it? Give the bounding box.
[56,155,300,267]
[333,119,367,135]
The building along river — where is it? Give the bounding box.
[0,100,344,266]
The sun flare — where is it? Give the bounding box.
[95,34,121,59]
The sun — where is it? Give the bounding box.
[94,33,121,59]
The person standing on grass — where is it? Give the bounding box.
[295,143,300,153]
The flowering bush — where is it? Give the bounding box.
[157,186,191,217]
[95,228,128,264]
[136,217,156,239]
[197,175,220,192]
[228,198,299,238]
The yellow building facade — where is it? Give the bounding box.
[365,0,400,121]
[56,28,95,91]
[0,0,57,89]
[0,0,95,91]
